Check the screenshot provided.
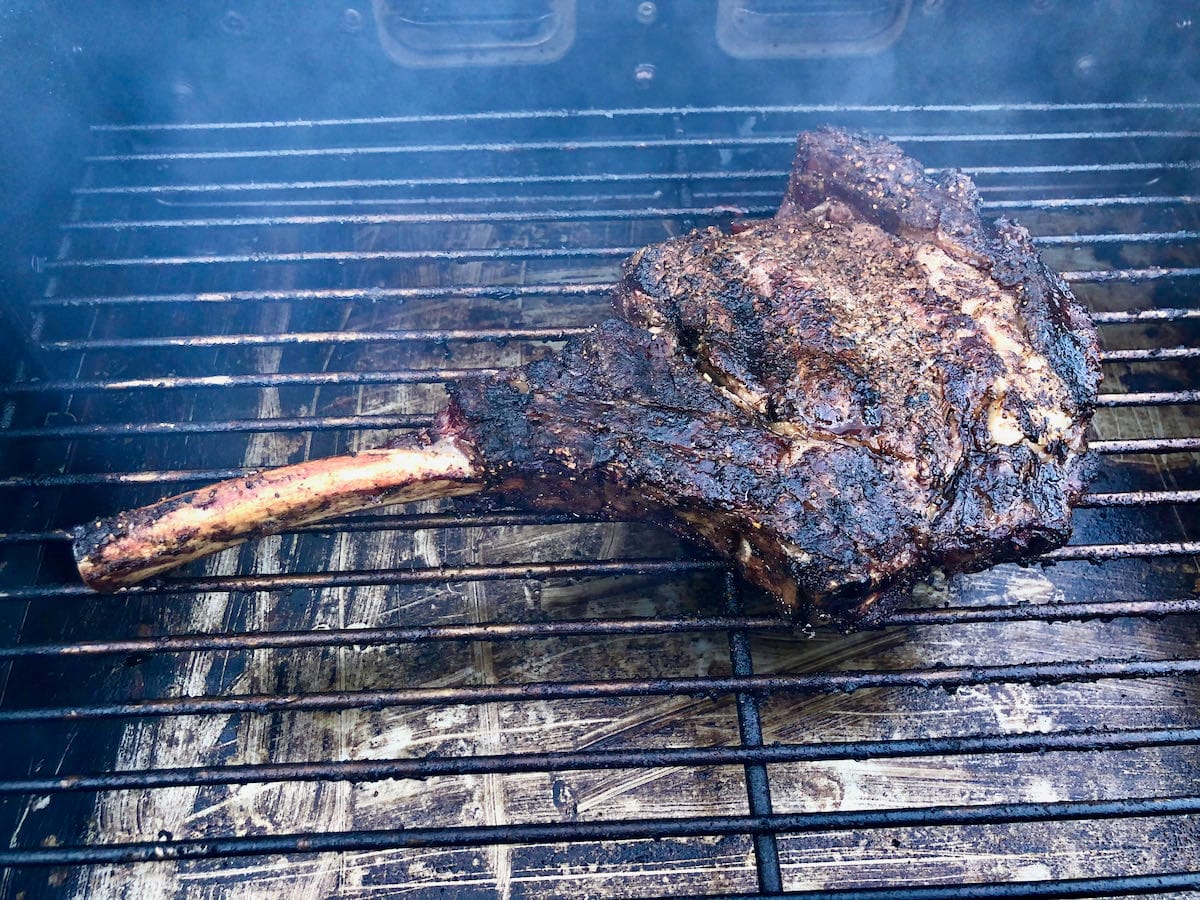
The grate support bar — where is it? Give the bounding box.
[63,163,1200,201]
[0,726,1195,797]
[0,657,1196,724]
[60,205,776,231]
[42,245,640,270]
[82,130,1200,164]
[0,560,727,600]
[87,101,1200,131]
[40,326,584,351]
[1,538,1196,599]
[86,101,1200,132]
[1091,437,1200,453]
[1040,541,1200,560]
[28,283,611,309]
[19,279,1200,313]
[2,598,1197,660]
[724,573,783,894]
[2,795,1198,867]
[0,371,474,394]
[0,413,434,439]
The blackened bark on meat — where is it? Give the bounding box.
[781,129,1097,411]
[452,129,1099,626]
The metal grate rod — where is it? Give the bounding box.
[1067,270,1200,286]
[1099,347,1200,362]
[724,573,783,893]
[1078,489,1200,506]
[135,190,666,210]
[61,205,775,231]
[66,173,1200,231]
[0,540,1196,597]
[1091,436,1200,453]
[0,615,789,659]
[72,170,789,195]
[2,796,1198,867]
[949,161,1200,175]
[986,195,1200,209]
[1,657,1196,724]
[86,100,1200,132]
[0,371,474,394]
[1036,230,1200,245]
[0,510,590,545]
[887,597,1200,625]
[0,413,433,439]
[0,559,727,601]
[1039,541,1200,560]
[1096,390,1200,407]
[43,245,639,270]
[69,172,1200,203]
[1,599,1197,656]
[82,130,1200,164]
[1091,306,1200,321]
[84,136,801,164]
[28,283,611,309]
[42,326,583,351]
[1,725,1195,796]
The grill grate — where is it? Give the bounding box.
[1,102,1199,897]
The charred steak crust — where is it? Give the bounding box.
[450,129,1099,627]
[781,128,1099,412]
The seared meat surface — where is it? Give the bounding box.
[450,129,1099,624]
[74,129,1098,627]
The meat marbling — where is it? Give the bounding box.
[73,129,1100,627]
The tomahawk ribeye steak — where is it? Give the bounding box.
[72,129,1100,627]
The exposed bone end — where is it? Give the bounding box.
[73,432,485,592]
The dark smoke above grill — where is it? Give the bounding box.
[72,129,1100,627]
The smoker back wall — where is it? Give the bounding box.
[2,3,1200,899]
[26,1,1200,116]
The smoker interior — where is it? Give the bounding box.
[2,6,1200,900]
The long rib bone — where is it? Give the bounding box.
[72,429,484,591]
